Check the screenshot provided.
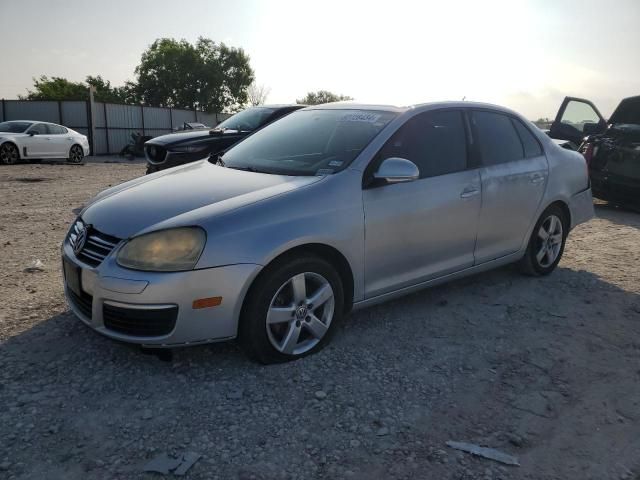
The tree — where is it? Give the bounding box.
[247,82,271,106]
[21,76,88,101]
[20,75,135,103]
[296,90,353,105]
[133,37,254,112]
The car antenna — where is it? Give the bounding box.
[462,96,466,101]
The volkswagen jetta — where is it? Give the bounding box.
[62,102,594,363]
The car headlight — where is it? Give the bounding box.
[116,227,206,271]
[171,145,208,153]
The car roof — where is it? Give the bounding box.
[301,101,523,116]
[2,120,56,125]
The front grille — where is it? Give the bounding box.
[69,220,121,268]
[67,288,93,319]
[103,304,178,337]
[145,144,167,164]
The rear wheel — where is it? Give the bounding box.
[68,145,84,163]
[0,142,20,165]
[239,255,344,364]
[519,205,568,276]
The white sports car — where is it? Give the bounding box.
[0,120,90,164]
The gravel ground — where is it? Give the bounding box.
[1,163,639,480]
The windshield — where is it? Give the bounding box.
[219,109,397,176]
[215,107,277,132]
[609,97,640,125]
[0,121,32,133]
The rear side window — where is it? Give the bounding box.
[472,111,524,166]
[48,124,66,134]
[512,119,543,158]
[377,110,468,178]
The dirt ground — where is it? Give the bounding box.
[0,163,639,480]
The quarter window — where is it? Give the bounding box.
[512,119,543,158]
[472,111,524,166]
[377,110,468,179]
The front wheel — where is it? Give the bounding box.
[239,256,344,364]
[519,205,568,276]
[68,145,84,163]
[0,142,20,165]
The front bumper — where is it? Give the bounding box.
[569,187,595,229]
[62,241,261,347]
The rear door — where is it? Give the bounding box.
[549,97,606,145]
[471,110,548,263]
[47,124,72,157]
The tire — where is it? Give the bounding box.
[239,255,344,364]
[519,205,568,276]
[68,145,84,163]
[0,142,20,165]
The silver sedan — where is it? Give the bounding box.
[62,102,594,363]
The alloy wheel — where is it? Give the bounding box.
[69,145,83,163]
[0,143,19,165]
[535,214,563,268]
[266,272,335,355]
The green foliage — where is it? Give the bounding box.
[20,75,135,103]
[19,37,254,112]
[21,76,88,101]
[296,90,353,105]
[132,37,254,112]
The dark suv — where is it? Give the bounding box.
[549,96,640,209]
[144,105,304,174]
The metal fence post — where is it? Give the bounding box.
[168,107,173,131]
[140,105,146,137]
[103,103,110,154]
[1,98,5,122]
[57,100,63,125]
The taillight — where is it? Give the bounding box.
[581,142,594,165]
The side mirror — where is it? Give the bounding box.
[29,131,36,136]
[373,157,420,184]
[582,122,602,135]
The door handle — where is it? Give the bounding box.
[460,187,480,198]
[530,173,545,184]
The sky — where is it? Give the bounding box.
[0,0,638,119]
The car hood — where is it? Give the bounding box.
[81,160,321,239]
[146,129,243,146]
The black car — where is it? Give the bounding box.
[144,105,304,174]
[549,95,640,209]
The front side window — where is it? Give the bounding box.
[560,100,601,132]
[472,111,524,166]
[375,110,468,179]
[220,109,397,176]
[28,123,49,135]
[0,121,33,133]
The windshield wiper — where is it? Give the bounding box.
[227,165,271,174]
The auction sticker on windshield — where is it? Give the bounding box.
[340,113,381,123]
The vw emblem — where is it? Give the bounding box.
[73,224,88,255]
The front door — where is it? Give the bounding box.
[549,97,606,145]
[363,109,481,298]
[23,123,51,157]
[470,110,548,263]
